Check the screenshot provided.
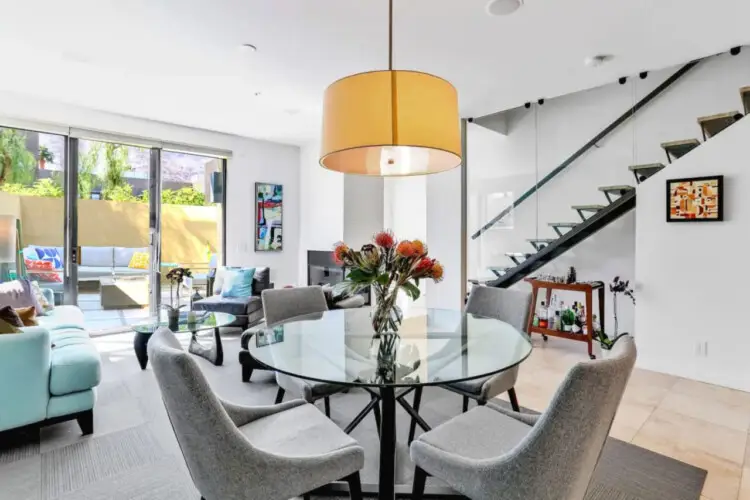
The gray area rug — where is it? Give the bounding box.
[0,331,706,500]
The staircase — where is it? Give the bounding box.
[483,83,750,289]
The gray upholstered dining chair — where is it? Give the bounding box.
[408,286,532,443]
[410,335,637,500]
[261,286,347,414]
[147,327,365,500]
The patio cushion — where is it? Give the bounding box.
[36,305,86,331]
[81,247,114,267]
[77,266,115,280]
[115,247,147,267]
[192,295,262,317]
[48,328,101,396]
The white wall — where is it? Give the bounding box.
[636,115,750,392]
[384,176,428,312]
[0,91,301,286]
[468,50,750,333]
[298,139,344,284]
[426,167,463,310]
[343,176,384,248]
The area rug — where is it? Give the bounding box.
[0,333,707,500]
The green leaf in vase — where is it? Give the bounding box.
[401,281,421,301]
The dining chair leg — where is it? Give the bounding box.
[408,386,423,444]
[508,387,520,412]
[371,393,382,438]
[274,388,285,404]
[345,471,363,500]
[412,466,428,500]
[241,364,253,383]
[324,396,331,418]
[462,395,469,413]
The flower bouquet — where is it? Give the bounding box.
[332,230,444,336]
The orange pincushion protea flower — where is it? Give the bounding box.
[411,240,426,256]
[373,230,396,249]
[333,242,350,265]
[396,240,417,258]
[430,261,444,282]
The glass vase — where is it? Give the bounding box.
[370,284,402,336]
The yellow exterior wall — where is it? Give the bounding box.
[13,195,219,265]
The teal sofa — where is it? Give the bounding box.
[0,300,101,434]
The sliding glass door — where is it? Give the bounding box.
[73,138,155,332]
[0,126,66,304]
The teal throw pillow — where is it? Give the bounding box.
[220,268,256,298]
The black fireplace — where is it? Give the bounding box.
[307,250,370,305]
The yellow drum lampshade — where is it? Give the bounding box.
[320,70,462,176]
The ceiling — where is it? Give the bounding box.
[1,0,749,146]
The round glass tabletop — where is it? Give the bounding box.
[248,307,532,388]
[132,311,236,334]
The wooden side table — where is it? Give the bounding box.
[524,278,605,359]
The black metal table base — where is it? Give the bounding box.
[133,332,150,370]
[316,481,464,498]
[188,327,224,366]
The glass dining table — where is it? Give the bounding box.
[248,307,532,500]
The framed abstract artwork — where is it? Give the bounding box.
[255,182,283,251]
[666,175,724,222]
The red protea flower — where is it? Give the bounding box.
[333,242,350,265]
[373,230,396,249]
[396,240,416,258]
[414,257,434,275]
[430,261,445,282]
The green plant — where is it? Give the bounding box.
[162,187,205,206]
[102,143,131,199]
[29,178,63,198]
[39,145,54,163]
[78,143,101,199]
[0,178,63,198]
[0,129,36,185]
[103,183,137,202]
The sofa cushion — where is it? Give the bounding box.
[193,295,262,317]
[78,266,116,280]
[253,267,270,295]
[49,328,101,396]
[0,279,43,314]
[115,247,147,268]
[81,246,114,268]
[36,305,86,331]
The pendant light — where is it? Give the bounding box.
[319,0,462,176]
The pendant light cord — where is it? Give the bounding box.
[388,0,393,70]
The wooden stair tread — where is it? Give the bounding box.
[505,252,530,257]
[548,222,579,227]
[661,139,700,149]
[697,111,742,123]
[527,238,557,243]
[598,185,634,192]
[572,204,606,210]
[628,163,665,171]
[741,86,750,115]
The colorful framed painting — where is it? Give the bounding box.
[666,175,724,222]
[255,182,283,251]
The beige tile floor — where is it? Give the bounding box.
[501,336,750,500]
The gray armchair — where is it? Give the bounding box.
[408,286,533,443]
[410,335,637,500]
[147,327,365,500]
[193,266,273,330]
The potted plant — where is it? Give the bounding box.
[39,146,54,170]
[165,267,193,330]
[595,276,635,351]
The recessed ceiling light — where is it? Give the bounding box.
[241,43,257,52]
[584,54,613,67]
[486,0,523,16]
